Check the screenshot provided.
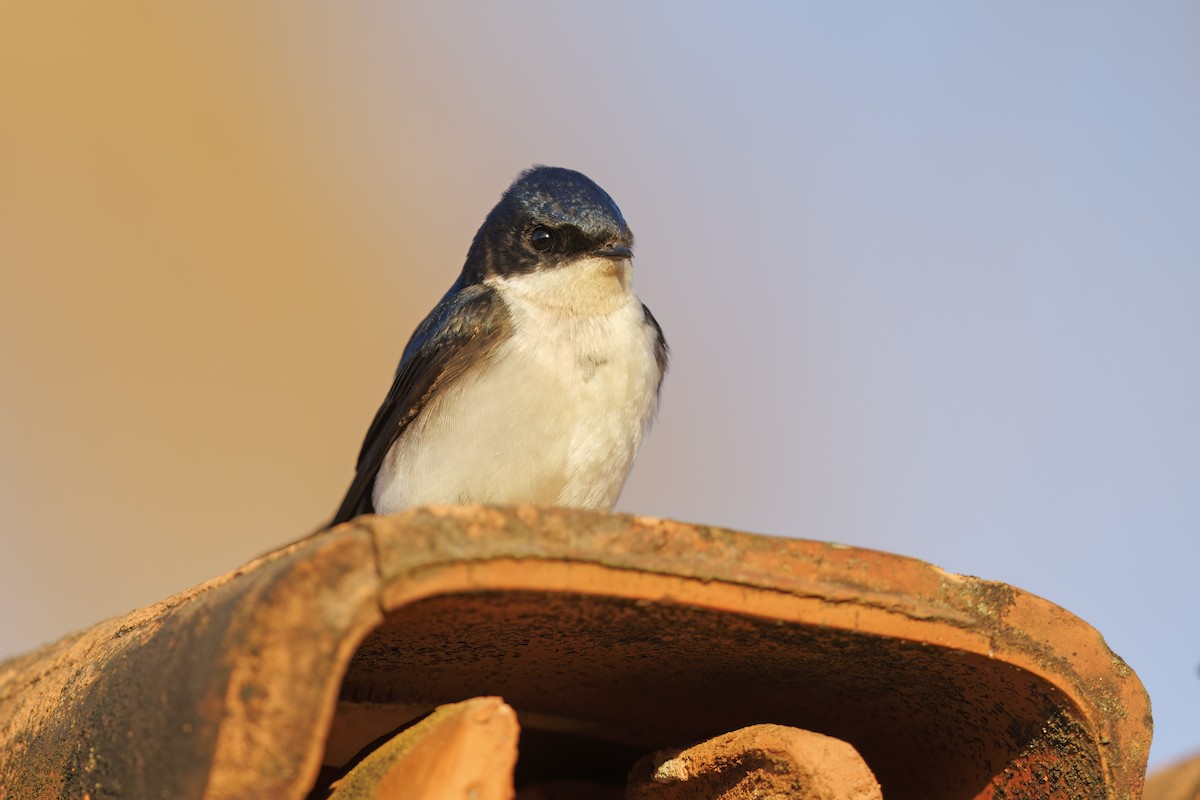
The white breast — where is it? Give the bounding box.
[373,257,662,513]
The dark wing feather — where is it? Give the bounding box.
[329,281,511,525]
[641,303,669,392]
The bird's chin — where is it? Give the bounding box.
[493,255,636,315]
[582,255,633,290]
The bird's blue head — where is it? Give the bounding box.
[462,166,633,282]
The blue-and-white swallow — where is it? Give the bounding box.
[331,166,667,525]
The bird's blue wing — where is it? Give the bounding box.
[330,281,512,525]
[642,302,669,394]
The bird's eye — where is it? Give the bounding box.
[529,227,555,252]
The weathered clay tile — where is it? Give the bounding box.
[627,724,882,799]
[325,696,518,800]
[0,506,1153,799]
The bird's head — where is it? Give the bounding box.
[463,166,633,283]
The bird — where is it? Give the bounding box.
[330,166,667,526]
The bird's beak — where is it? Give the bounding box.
[594,242,633,260]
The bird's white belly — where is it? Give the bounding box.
[374,264,659,513]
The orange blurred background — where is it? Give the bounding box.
[0,6,448,643]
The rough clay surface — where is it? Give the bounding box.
[628,724,883,800]
[0,505,1153,799]
[328,696,518,800]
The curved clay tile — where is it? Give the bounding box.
[0,506,1152,799]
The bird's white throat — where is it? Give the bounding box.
[491,256,634,315]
